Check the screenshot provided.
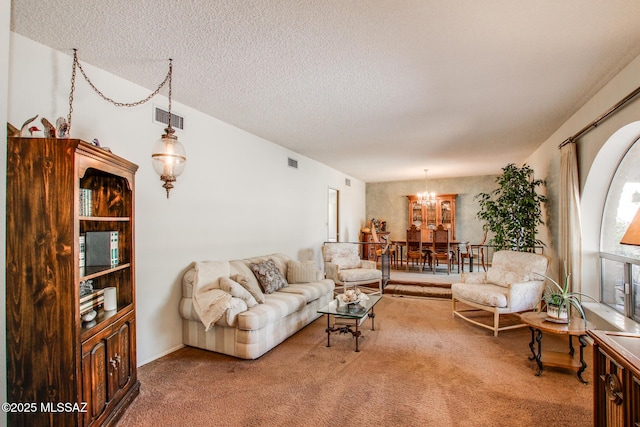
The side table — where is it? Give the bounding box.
[520,311,594,384]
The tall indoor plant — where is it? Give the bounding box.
[475,163,547,251]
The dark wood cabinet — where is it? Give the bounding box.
[406,194,457,241]
[589,330,640,427]
[6,137,139,426]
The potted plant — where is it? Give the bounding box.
[475,163,547,251]
[540,272,596,324]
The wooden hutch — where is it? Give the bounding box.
[406,194,457,241]
[6,137,139,426]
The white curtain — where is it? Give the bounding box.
[559,141,582,292]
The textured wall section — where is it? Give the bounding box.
[366,175,498,245]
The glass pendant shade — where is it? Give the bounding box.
[151,130,186,198]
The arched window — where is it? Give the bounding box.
[600,134,640,320]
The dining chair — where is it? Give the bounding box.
[471,230,488,272]
[458,241,472,272]
[405,225,425,271]
[429,225,453,274]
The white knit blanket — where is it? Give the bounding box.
[192,261,233,331]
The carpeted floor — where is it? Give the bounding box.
[117,297,593,427]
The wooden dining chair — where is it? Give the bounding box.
[430,225,453,274]
[405,225,425,271]
[470,230,488,272]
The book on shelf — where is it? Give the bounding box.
[85,231,119,267]
[80,289,104,315]
[79,233,86,272]
[79,188,92,216]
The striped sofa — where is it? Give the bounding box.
[180,253,335,359]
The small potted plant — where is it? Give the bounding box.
[540,272,596,324]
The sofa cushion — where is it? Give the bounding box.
[287,260,319,283]
[249,259,289,294]
[220,276,258,308]
[236,292,306,331]
[278,280,335,302]
[451,282,508,308]
[231,274,265,304]
[332,255,361,269]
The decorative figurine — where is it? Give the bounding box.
[7,122,19,137]
[56,117,69,138]
[41,117,56,138]
[20,114,38,137]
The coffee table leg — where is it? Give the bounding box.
[577,335,588,384]
[534,328,544,377]
[369,307,376,331]
[354,321,360,352]
[325,315,331,347]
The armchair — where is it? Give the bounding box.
[322,243,383,295]
[451,250,549,336]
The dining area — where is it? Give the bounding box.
[362,222,488,275]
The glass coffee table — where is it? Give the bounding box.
[317,295,382,352]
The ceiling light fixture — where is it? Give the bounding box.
[417,169,436,207]
[68,49,186,198]
[151,60,186,198]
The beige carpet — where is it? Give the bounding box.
[117,297,592,427]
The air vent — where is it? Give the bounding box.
[345,178,351,187]
[154,106,184,130]
[288,157,298,169]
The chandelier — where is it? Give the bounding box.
[417,169,436,206]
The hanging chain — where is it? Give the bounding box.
[67,49,78,134]
[67,49,172,135]
[167,59,173,131]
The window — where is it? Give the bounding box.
[600,138,640,321]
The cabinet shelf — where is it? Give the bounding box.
[80,216,131,222]
[81,263,131,281]
[81,304,133,339]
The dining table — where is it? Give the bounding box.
[391,240,468,271]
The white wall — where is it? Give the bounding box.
[1,0,10,425]
[5,33,366,365]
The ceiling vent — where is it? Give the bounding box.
[288,157,298,169]
[345,178,351,187]
[154,106,184,130]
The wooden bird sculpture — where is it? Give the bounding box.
[41,117,56,138]
[7,122,19,137]
[20,114,38,137]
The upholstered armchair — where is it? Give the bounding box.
[451,250,550,336]
[322,243,383,295]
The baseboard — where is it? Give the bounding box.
[138,343,185,367]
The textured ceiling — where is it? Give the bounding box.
[10,0,640,182]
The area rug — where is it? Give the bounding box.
[117,297,592,427]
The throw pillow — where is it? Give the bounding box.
[331,255,361,269]
[249,259,289,294]
[219,277,258,308]
[287,260,318,283]
[231,274,265,304]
